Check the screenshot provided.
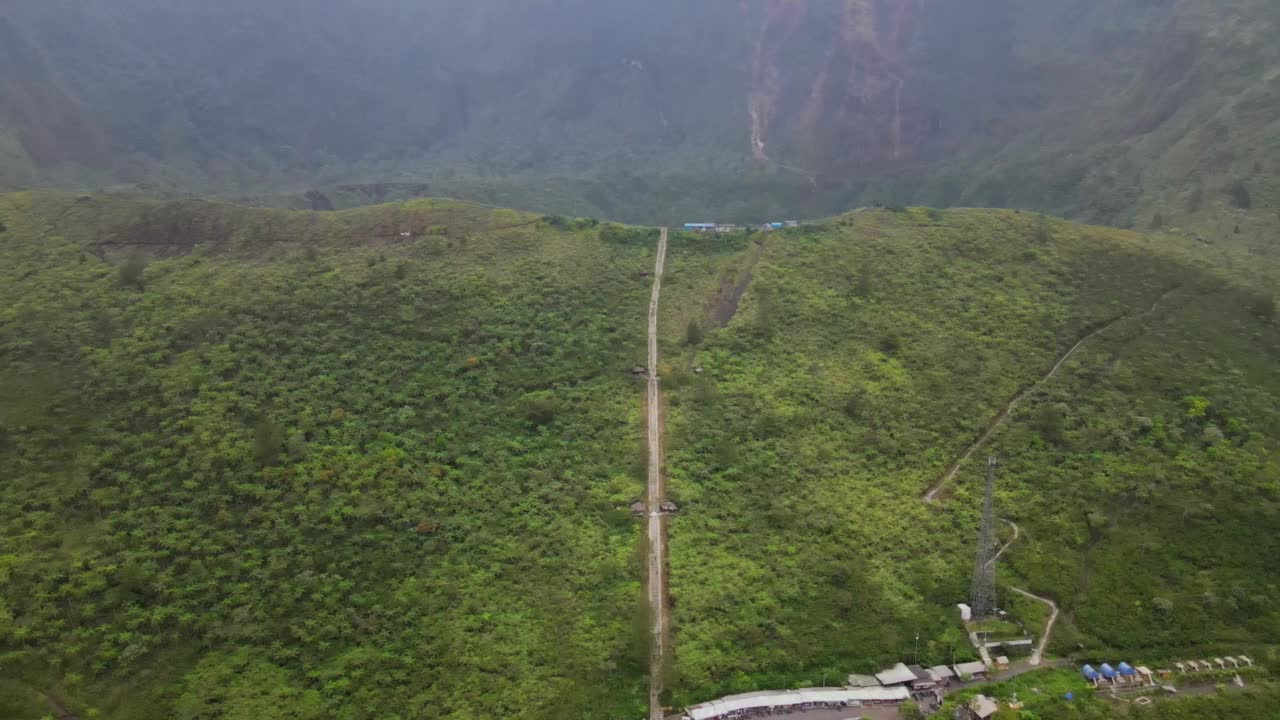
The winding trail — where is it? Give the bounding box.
[646,227,670,720]
[987,519,1058,666]
[924,287,1179,502]
[1009,586,1059,666]
[989,518,1020,566]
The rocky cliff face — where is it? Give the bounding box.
[750,0,923,171]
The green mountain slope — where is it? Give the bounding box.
[661,209,1280,702]
[0,193,658,720]
[1,196,1277,718]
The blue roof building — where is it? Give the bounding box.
[1099,663,1118,679]
[1081,665,1100,681]
[1118,662,1137,677]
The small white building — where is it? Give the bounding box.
[969,694,999,719]
[957,603,973,622]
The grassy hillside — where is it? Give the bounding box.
[661,208,1280,704]
[0,193,658,720]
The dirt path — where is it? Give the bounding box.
[985,518,1059,665]
[1009,586,1059,666]
[989,518,1020,566]
[923,288,1179,502]
[647,227,670,720]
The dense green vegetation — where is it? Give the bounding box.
[662,208,1280,705]
[3,194,1278,719]
[0,193,658,719]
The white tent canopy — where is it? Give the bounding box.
[875,662,919,686]
[686,686,909,720]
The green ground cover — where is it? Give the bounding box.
[0,193,656,720]
[3,196,1278,718]
[663,208,1280,706]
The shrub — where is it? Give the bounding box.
[118,254,148,290]
[1228,180,1252,209]
[599,223,657,245]
[855,265,873,298]
[1035,403,1066,445]
[1248,291,1275,320]
[1202,424,1225,446]
[522,391,557,426]
[843,392,864,421]
[1186,186,1204,213]
[878,332,901,354]
[1033,215,1053,243]
[253,418,283,467]
[685,320,704,346]
[304,190,334,211]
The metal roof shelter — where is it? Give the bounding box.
[875,662,919,686]
[846,673,879,688]
[686,687,909,720]
[906,665,933,688]
[970,694,999,719]
[926,665,955,682]
[953,661,988,678]
[1239,655,1254,666]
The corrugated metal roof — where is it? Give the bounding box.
[686,686,909,720]
[875,662,919,685]
[925,665,955,681]
[846,673,879,687]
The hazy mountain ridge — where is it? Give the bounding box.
[1,0,1276,238]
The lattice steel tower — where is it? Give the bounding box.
[970,456,999,619]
